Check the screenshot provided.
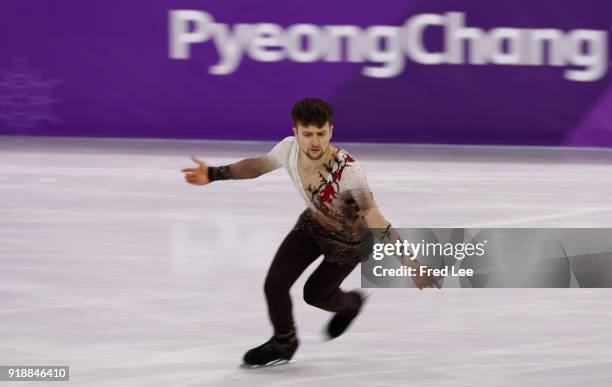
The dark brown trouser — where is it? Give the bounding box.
[264,219,361,335]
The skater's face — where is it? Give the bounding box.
[293,122,333,161]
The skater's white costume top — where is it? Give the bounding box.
[265,136,372,223]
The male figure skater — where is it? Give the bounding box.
[182,98,439,367]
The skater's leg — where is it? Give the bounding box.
[264,229,322,335]
[243,229,321,367]
[303,260,365,339]
[302,260,360,312]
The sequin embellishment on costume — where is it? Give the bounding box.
[307,152,354,215]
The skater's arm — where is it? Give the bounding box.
[183,137,292,185]
[360,205,441,290]
[361,207,417,267]
[182,155,278,186]
[341,162,439,289]
[225,156,279,179]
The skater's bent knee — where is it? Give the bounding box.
[302,285,328,307]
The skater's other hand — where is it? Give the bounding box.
[181,156,211,185]
[412,273,441,290]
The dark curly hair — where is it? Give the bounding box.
[291,97,333,128]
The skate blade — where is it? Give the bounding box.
[240,359,296,369]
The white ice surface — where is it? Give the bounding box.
[1,137,611,386]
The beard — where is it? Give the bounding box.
[305,150,323,160]
[304,145,328,161]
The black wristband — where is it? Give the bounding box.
[207,165,232,182]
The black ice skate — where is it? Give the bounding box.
[241,330,298,368]
[326,290,365,340]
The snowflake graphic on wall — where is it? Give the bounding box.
[0,58,62,131]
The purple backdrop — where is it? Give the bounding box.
[1,0,611,146]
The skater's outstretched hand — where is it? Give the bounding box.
[412,272,441,290]
[182,156,211,185]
